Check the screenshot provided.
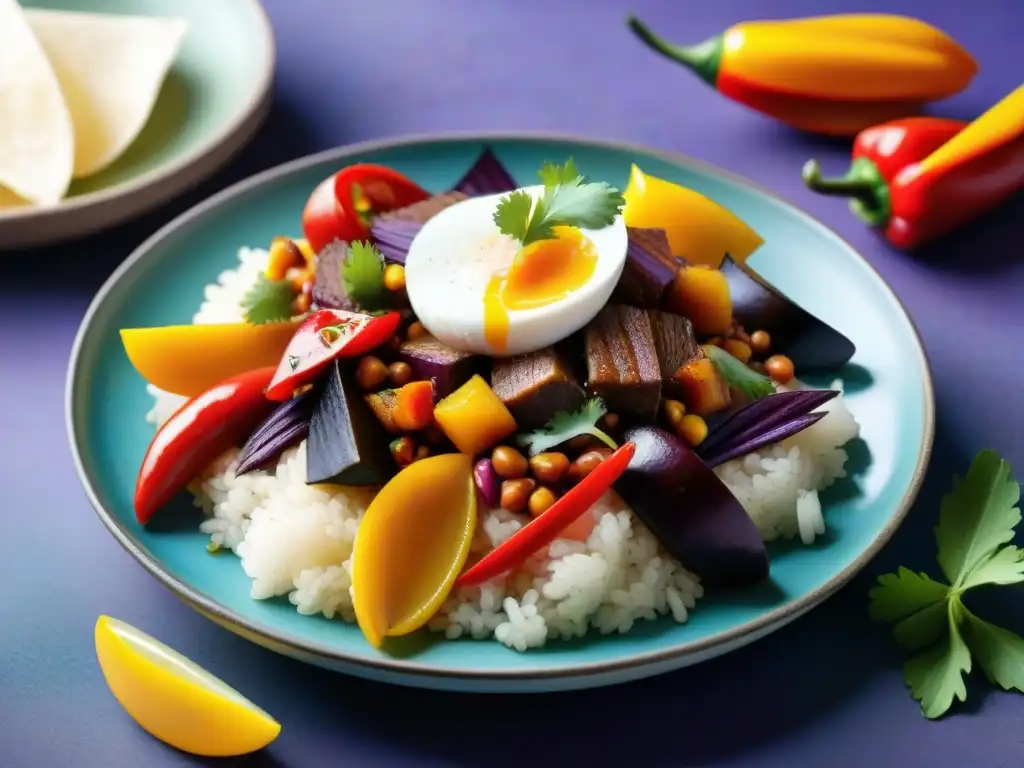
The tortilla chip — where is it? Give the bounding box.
[25,9,188,179]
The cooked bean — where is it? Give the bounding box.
[500,478,536,514]
[528,486,558,517]
[356,356,389,390]
[406,321,428,341]
[750,330,771,355]
[383,263,406,292]
[723,338,753,363]
[388,361,413,386]
[492,446,529,479]
[529,452,570,484]
[765,354,795,384]
[679,414,708,447]
[662,399,686,426]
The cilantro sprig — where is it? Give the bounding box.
[704,344,775,401]
[493,158,625,247]
[869,450,1024,718]
[342,241,389,311]
[516,397,617,456]
[241,274,297,325]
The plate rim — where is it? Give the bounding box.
[0,0,276,243]
[65,130,936,684]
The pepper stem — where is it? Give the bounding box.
[801,158,892,228]
[626,15,722,87]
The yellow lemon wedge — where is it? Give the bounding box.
[94,616,281,757]
[622,164,764,268]
[353,453,477,648]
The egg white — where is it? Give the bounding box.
[404,184,628,356]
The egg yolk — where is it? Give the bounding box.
[483,226,598,351]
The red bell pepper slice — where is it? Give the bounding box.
[302,175,348,254]
[455,441,637,587]
[301,164,430,253]
[334,164,430,241]
[135,367,278,524]
[265,308,402,401]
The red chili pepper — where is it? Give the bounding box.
[802,87,1024,249]
[135,367,278,524]
[455,442,637,587]
[265,308,402,401]
[302,164,430,253]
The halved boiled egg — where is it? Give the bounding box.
[404,185,628,356]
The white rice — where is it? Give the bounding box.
[147,246,861,651]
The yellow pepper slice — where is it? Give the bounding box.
[120,320,301,397]
[352,453,477,648]
[622,164,763,267]
[917,84,1024,178]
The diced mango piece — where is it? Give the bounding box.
[667,265,733,335]
[434,374,517,456]
[673,356,732,416]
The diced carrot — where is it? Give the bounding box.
[394,380,435,431]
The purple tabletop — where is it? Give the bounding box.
[3,0,1023,765]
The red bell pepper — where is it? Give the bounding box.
[301,164,430,253]
[135,367,278,524]
[455,442,636,587]
[266,308,402,401]
[802,85,1024,249]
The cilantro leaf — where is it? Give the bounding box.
[868,567,949,622]
[493,159,626,247]
[537,158,580,187]
[342,241,389,311]
[241,274,296,325]
[936,450,1020,588]
[961,605,1024,693]
[961,545,1024,590]
[869,450,1024,719]
[705,345,776,401]
[869,567,951,651]
[904,600,971,719]
[894,601,949,651]
[492,190,534,243]
[516,397,617,456]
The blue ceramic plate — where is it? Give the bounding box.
[66,134,934,693]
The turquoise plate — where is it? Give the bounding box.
[66,134,934,693]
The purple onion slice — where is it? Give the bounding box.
[236,391,315,475]
[703,411,827,468]
[453,146,518,197]
[700,388,838,457]
[368,218,422,265]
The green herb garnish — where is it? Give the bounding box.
[517,397,617,456]
[493,158,625,247]
[241,273,297,325]
[705,345,775,400]
[342,241,389,311]
[869,449,1024,719]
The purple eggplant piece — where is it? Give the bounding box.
[720,256,855,371]
[613,228,678,308]
[397,337,484,401]
[453,146,518,197]
[616,425,769,587]
[704,412,827,468]
[700,388,838,457]
[368,218,422,265]
[473,458,501,508]
[237,392,315,475]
